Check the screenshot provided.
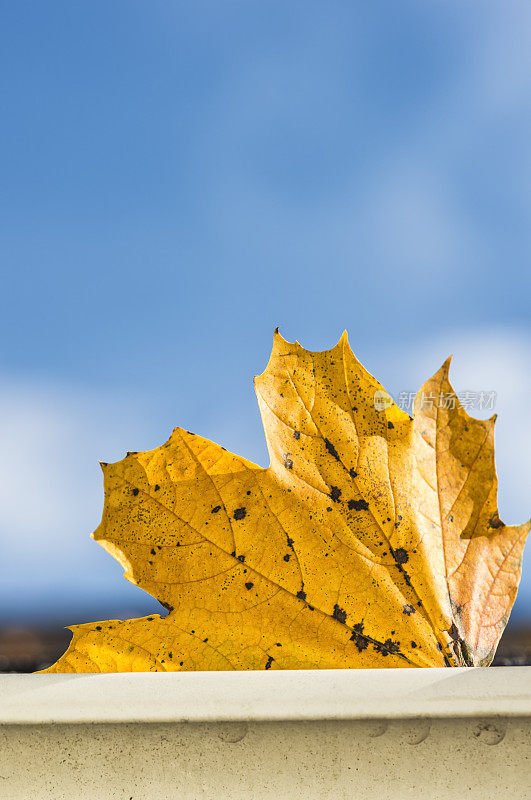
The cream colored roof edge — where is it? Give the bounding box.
[1,667,529,725]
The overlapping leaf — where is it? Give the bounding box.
[43,332,529,672]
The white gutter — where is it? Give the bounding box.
[1,666,530,724]
[1,668,530,799]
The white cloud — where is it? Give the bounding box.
[0,379,163,621]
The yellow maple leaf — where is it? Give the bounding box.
[42,332,529,672]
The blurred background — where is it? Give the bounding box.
[1,1,529,669]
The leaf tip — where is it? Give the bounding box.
[441,354,453,374]
[270,326,289,353]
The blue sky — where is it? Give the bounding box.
[1,1,530,626]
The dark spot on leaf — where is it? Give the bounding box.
[161,602,174,612]
[283,554,291,561]
[326,506,332,512]
[350,622,368,652]
[293,431,301,440]
[324,438,340,461]
[374,638,400,657]
[403,604,415,616]
[488,513,504,529]
[283,453,294,469]
[411,641,417,648]
[150,548,156,555]
[286,537,294,548]
[265,655,274,670]
[349,468,358,479]
[95,626,102,631]
[234,507,246,520]
[348,499,369,511]
[329,486,341,502]
[211,505,221,514]
[332,604,347,624]
[154,484,160,491]
[392,547,409,564]
[387,421,394,429]
[237,554,245,563]
[297,590,307,601]
[132,488,139,496]
[147,617,154,621]
[245,582,254,590]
